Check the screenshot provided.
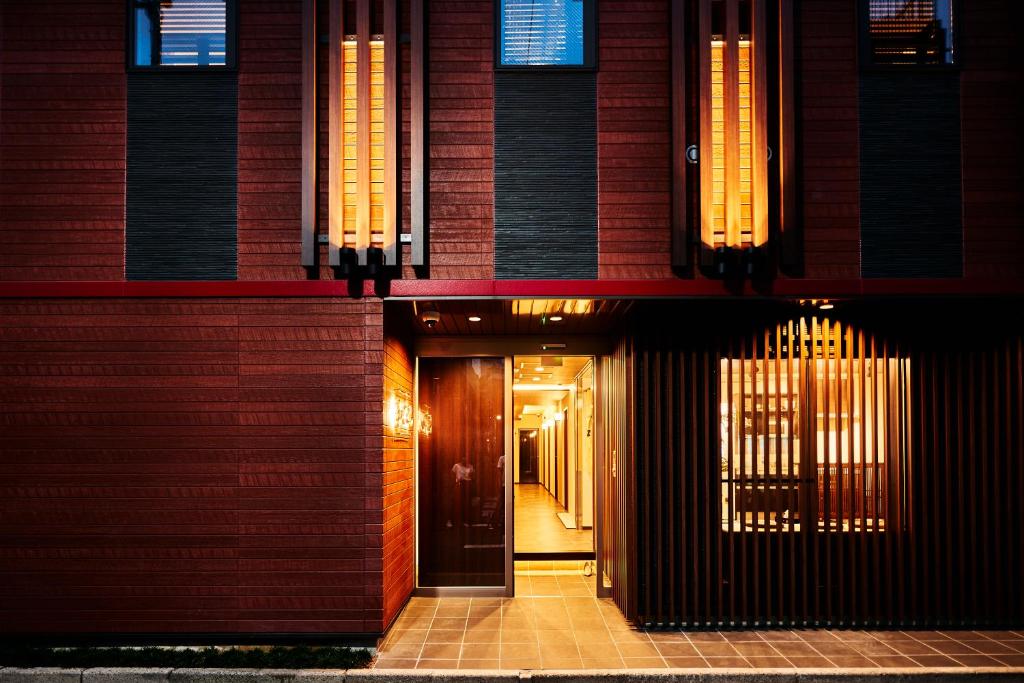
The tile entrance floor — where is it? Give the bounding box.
[375,568,1024,670]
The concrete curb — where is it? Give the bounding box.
[4,668,1024,683]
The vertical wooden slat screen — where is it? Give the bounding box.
[355,0,371,264]
[670,0,687,267]
[382,0,397,267]
[602,335,636,620]
[630,306,1024,627]
[694,0,788,263]
[328,0,398,268]
[328,0,345,266]
[410,0,427,266]
[697,0,714,258]
[301,0,317,266]
[750,0,768,248]
[777,0,798,269]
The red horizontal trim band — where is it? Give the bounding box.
[0,278,1022,299]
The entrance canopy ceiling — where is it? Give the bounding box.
[393,298,634,336]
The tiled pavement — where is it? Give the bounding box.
[375,570,1024,671]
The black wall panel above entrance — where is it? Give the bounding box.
[494,72,598,279]
[126,72,238,280]
[859,72,962,278]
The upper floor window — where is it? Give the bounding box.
[498,0,594,67]
[864,0,955,65]
[131,0,235,68]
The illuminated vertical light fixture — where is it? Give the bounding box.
[700,0,769,258]
[329,0,396,270]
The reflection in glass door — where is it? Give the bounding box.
[417,357,507,587]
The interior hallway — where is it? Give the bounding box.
[514,483,593,554]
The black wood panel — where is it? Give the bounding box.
[494,72,597,279]
[127,72,238,280]
[859,72,962,278]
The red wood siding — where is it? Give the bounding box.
[0,1,126,281]
[0,297,392,635]
[798,1,861,278]
[597,0,674,279]
[238,1,306,280]
[422,0,495,279]
[961,0,1024,278]
[381,331,415,625]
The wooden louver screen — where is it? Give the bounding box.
[329,0,397,267]
[699,0,768,250]
[719,317,910,535]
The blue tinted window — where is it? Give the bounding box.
[866,0,955,65]
[133,0,230,67]
[500,0,587,66]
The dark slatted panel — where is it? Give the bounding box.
[127,72,238,280]
[494,72,597,279]
[859,72,962,278]
[631,304,1024,627]
[601,334,635,619]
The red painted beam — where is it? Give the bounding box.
[1,279,1023,299]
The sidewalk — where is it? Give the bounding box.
[375,568,1024,672]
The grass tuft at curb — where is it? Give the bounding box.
[0,647,371,671]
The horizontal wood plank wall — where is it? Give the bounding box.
[798,1,860,278]
[238,0,305,280]
[381,329,415,627]
[597,0,673,279]
[425,0,494,279]
[961,0,1024,278]
[0,297,391,635]
[0,0,125,281]
[631,306,1024,627]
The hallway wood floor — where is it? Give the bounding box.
[514,483,592,554]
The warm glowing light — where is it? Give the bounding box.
[341,40,387,254]
[417,405,433,437]
[386,388,413,438]
[495,414,502,421]
[819,302,834,311]
[468,316,482,322]
[513,383,574,391]
[549,315,563,322]
[535,366,544,372]
[553,412,563,422]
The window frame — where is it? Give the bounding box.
[127,0,239,72]
[857,0,961,71]
[493,0,598,71]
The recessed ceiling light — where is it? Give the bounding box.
[532,377,540,382]
[468,315,482,322]
[819,302,834,311]
[549,315,563,322]
[535,366,544,372]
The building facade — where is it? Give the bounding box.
[1,0,1022,640]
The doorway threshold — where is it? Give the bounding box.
[514,551,595,561]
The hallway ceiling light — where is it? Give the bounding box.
[535,366,544,372]
[549,315,563,321]
[513,383,574,391]
[467,315,482,322]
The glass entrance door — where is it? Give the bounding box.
[417,357,508,588]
